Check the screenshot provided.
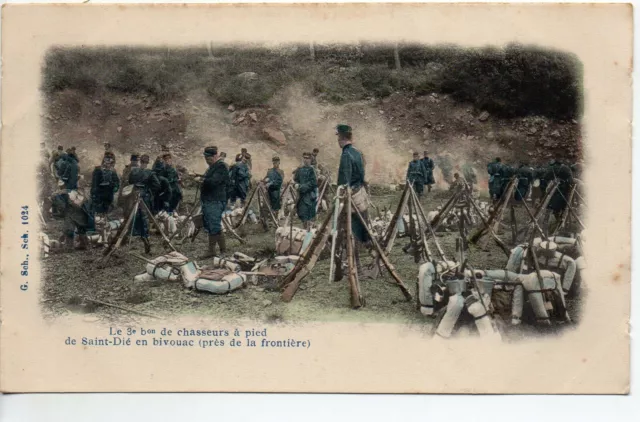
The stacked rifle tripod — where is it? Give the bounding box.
[279,185,413,309]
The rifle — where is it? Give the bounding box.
[328,186,344,283]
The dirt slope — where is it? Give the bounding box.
[43,85,582,186]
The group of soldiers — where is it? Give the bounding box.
[199,143,332,257]
[487,157,579,219]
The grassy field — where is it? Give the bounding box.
[41,187,580,339]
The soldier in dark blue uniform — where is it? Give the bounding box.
[547,160,574,220]
[336,124,377,278]
[500,162,516,199]
[514,163,534,202]
[201,146,231,258]
[91,155,120,214]
[294,152,318,229]
[228,153,251,207]
[162,153,182,214]
[151,151,172,215]
[336,124,369,244]
[128,154,161,254]
[407,152,427,196]
[487,157,503,202]
[265,156,284,212]
[57,148,80,191]
[420,151,436,193]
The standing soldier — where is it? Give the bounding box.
[163,153,182,214]
[200,146,230,258]
[487,157,503,202]
[58,148,80,191]
[500,161,516,199]
[152,151,172,214]
[420,151,436,193]
[117,153,137,207]
[547,159,574,227]
[91,154,120,215]
[128,154,160,254]
[336,124,374,276]
[407,152,427,197]
[294,152,318,230]
[265,156,284,212]
[229,153,251,207]
[311,148,320,168]
[50,145,64,178]
[153,145,169,174]
[515,162,534,202]
[240,148,252,170]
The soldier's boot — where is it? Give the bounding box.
[428,185,432,193]
[200,235,217,259]
[76,234,89,250]
[216,233,227,257]
[142,237,151,255]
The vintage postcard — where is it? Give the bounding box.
[0,3,632,393]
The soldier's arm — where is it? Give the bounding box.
[90,169,100,197]
[337,153,351,186]
[113,172,120,192]
[149,173,162,193]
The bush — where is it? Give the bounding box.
[310,68,367,103]
[210,75,280,107]
[42,44,583,119]
[358,65,394,97]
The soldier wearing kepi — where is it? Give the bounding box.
[420,151,436,193]
[407,151,427,197]
[201,146,230,258]
[336,124,375,276]
[128,154,161,254]
[91,154,120,215]
[228,153,251,207]
[294,152,318,230]
[265,156,284,212]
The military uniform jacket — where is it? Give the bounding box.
[406,160,426,184]
[337,144,366,189]
[420,157,435,174]
[91,166,120,199]
[487,161,503,177]
[128,167,161,195]
[202,160,230,202]
[229,162,251,189]
[266,168,284,192]
[58,155,79,190]
[294,165,318,205]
